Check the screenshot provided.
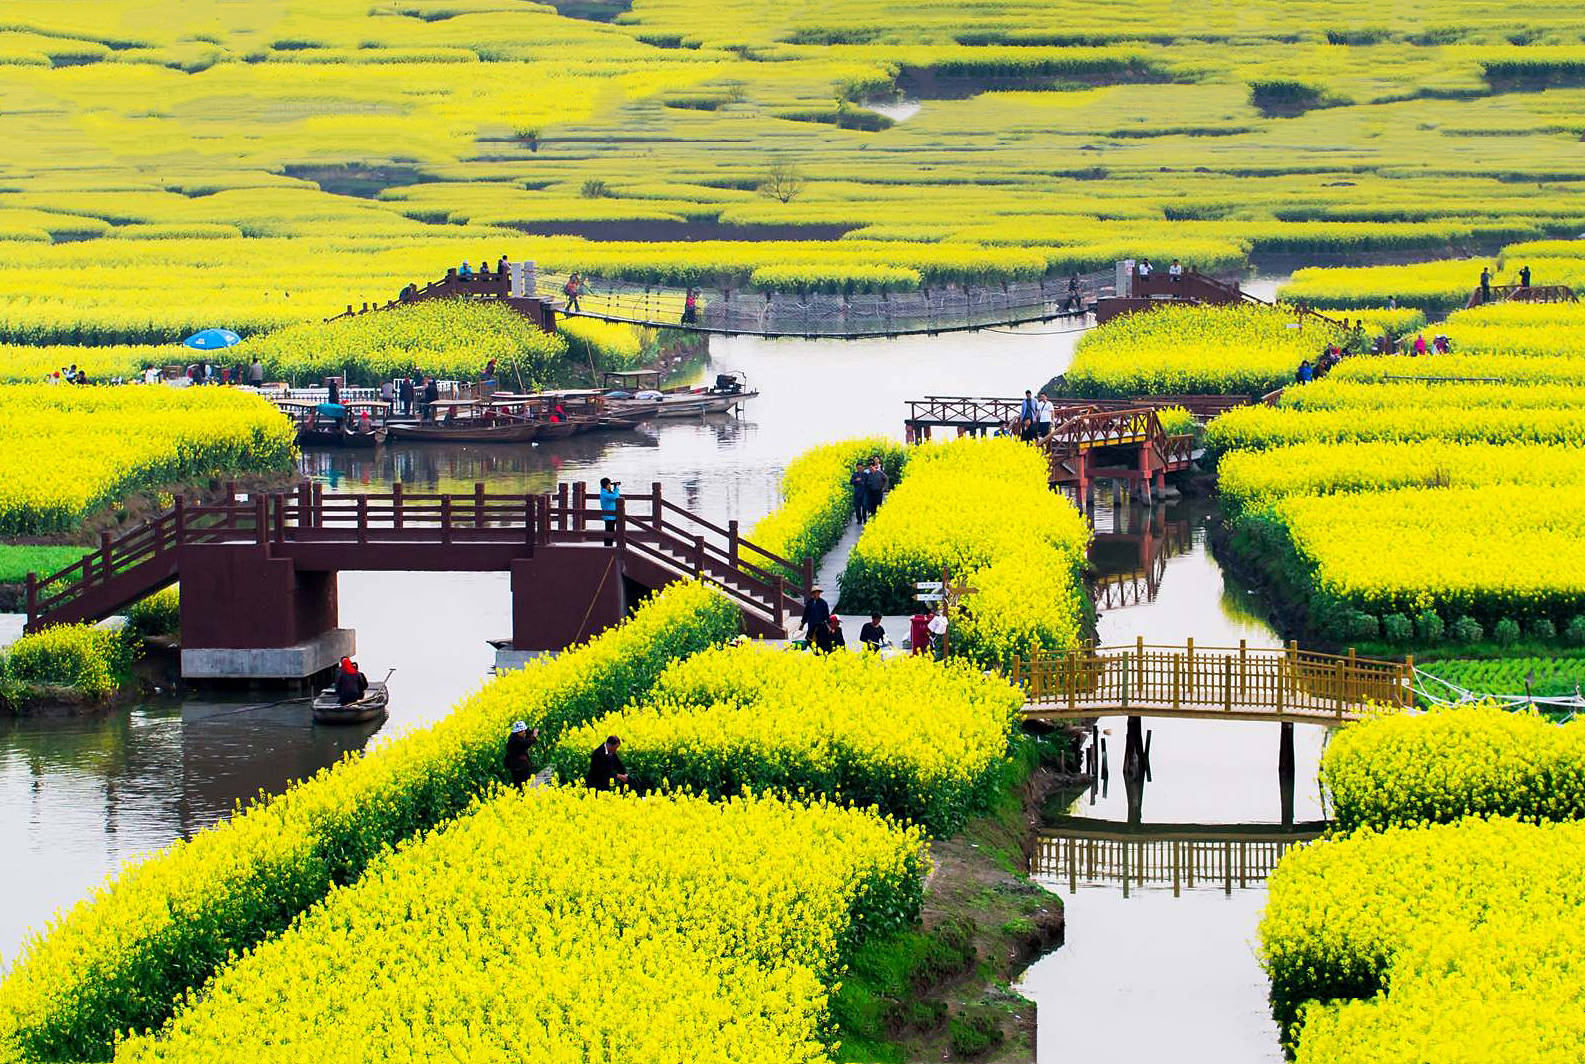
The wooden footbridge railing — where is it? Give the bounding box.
[26,481,811,635]
[1465,283,1576,310]
[1012,639,1411,724]
[1033,819,1327,895]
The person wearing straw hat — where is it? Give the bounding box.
[800,586,830,644]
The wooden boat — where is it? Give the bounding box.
[298,424,387,448]
[312,682,389,725]
[278,398,390,448]
[385,400,543,443]
[601,370,758,420]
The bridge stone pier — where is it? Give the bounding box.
[26,482,811,685]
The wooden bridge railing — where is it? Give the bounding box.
[1011,639,1411,722]
[1466,283,1576,309]
[26,482,808,632]
[1033,822,1326,895]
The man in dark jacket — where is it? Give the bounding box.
[586,735,628,791]
[421,378,440,421]
[850,462,869,525]
[504,721,538,787]
[800,587,830,642]
[862,457,889,520]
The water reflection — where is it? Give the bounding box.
[1032,821,1324,898]
[0,699,371,959]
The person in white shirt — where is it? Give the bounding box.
[1137,259,1152,278]
[1034,393,1054,439]
[1169,259,1183,281]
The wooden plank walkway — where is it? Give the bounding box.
[1013,640,1411,725]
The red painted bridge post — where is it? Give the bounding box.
[254,496,267,549]
[393,482,404,530]
[24,572,36,623]
[559,483,572,533]
[728,520,739,566]
[99,532,112,584]
[474,482,485,529]
[440,496,452,545]
[651,481,662,528]
[173,494,185,544]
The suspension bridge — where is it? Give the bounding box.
[327,260,1311,340]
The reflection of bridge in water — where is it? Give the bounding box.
[1033,819,1326,897]
[1089,504,1195,611]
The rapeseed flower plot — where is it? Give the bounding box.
[115,787,926,1064]
[0,385,295,535]
[246,300,568,386]
[0,583,738,1063]
[1066,303,1345,398]
[1321,705,1585,831]
[554,643,1020,833]
[839,436,1090,667]
[1261,818,1585,1062]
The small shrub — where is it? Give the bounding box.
[1566,616,1585,647]
[1493,617,1521,646]
[5,623,133,699]
[1381,612,1412,643]
[1451,616,1485,644]
[1529,617,1558,642]
[949,1007,1005,1057]
[126,586,180,637]
[1348,611,1380,641]
[1416,610,1445,643]
[580,179,610,199]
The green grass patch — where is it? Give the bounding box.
[0,544,91,584]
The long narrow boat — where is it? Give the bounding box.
[312,682,389,725]
[299,424,387,448]
[385,399,544,443]
[600,369,758,420]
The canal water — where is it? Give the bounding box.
[1,288,1313,1063]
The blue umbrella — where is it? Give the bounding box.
[183,328,242,351]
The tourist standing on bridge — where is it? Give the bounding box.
[1137,259,1152,278]
[599,477,621,545]
[1479,267,1492,303]
[586,735,628,791]
[504,721,539,788]
[563,272,584,313]
[398,375,414,416]
[863,456,889,520]
[800,586,830,643]
[681,287,699,325]
[851,461,869,525]
[422,377,440,420]
[1520,264,1532,288]
[1019,390,1038,441]
[1065,274,1082,312]
[1034,392,1054,439]
[247,357,264,389]
[1169,259,1183,281]
[497,254,509,278]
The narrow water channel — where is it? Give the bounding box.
[1017,496,1323,1063]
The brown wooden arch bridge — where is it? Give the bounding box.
[26,482,809,681]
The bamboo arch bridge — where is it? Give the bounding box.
[1012,640,1412,725]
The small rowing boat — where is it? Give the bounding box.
[312,681,389,725]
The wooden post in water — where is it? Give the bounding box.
[1279,721,1295,777]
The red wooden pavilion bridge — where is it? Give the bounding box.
[904,396,1222,504]
[27,482,809,681]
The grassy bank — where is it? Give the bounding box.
[834,735,1075,1063]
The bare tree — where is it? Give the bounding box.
[758,156,805,203]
